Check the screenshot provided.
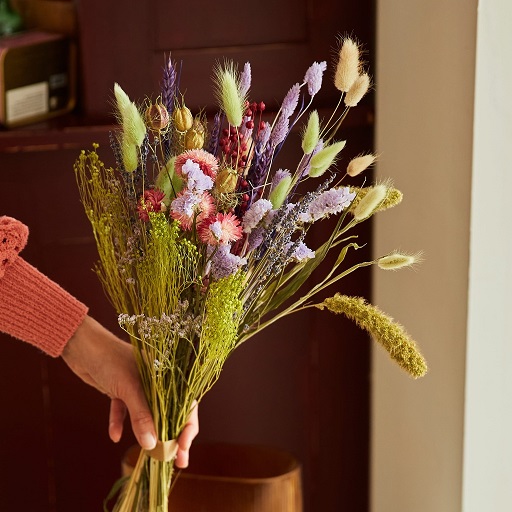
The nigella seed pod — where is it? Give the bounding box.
[192,117,206,133]
[185,129,205,149]
[173,105,194,132]
[145,102,170,131]
[215,168,238,193]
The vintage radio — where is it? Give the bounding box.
[0,30,76,127]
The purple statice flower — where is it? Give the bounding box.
[270,169,292,192]
[247,226,266,252]
[240,62,252,96]
[209,221,223,240]
[303,61,327,97]
[300,187,356,223]
[284,241,315,262]
[270,114,290,147]
[242,198,273,233]
[281,83,300,117]
[181,159,214,191]
[209,244,247,280]
[170,190,202,217]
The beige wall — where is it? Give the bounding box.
[373,1,477,511]
[463,0,512,509]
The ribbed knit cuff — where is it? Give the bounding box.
[0,258,89,357]
[0,216,29,279]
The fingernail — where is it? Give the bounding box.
[141,432,157,450]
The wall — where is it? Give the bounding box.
[463,0,512,510]
[373,1,477,511]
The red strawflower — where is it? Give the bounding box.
[137,189,166,222]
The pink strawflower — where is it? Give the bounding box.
[197,212,243,245]
[137,189,166,222]
[170,190,215,230]
[175,149,219,179]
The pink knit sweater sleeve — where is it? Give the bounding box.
[0,216,88,357]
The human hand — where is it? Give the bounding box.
[61,315,198,467]
[61,315,157,449]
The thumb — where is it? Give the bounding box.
[120,385,157,451]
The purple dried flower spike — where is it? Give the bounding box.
[207,112,223,156]
[304,61,327,97]
[162,57,178,116]
[240,62,252,96]
[281,83,300,117]
[270,115,289,147]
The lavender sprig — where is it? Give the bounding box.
[162,57,178,116]
[245,143,273,206]
[161,57,180,159]
[207,112,223,156]
[109,131,125,172]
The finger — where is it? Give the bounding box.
[175,447,189,469]
[109,398,127,443]
[178,402,199,452]
[121,387,157,450]
[175,402,199,469]
[130,409,157,451]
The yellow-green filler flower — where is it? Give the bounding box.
[349,185,403,216]
[316,294,427,378]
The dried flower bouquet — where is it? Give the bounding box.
[75,37,427,512]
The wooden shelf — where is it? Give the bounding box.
[0,113,114,153]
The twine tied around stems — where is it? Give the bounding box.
[146,439,179,462]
